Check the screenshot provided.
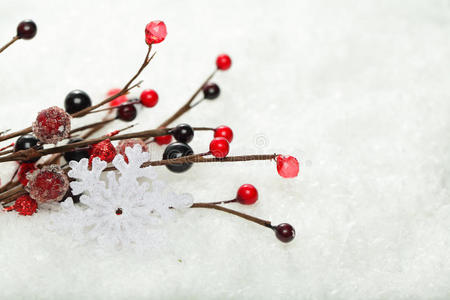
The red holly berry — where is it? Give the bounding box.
[89,139,117,164]
[145,20,167,45]
[276,155,299,178]
[155,134,172,145]
[140,89,159,107]
[117,138,148,163]
[214,125,233,143]
[236,184,258,205]
[32,106,71,144]
[216,54,232,70]
[18,163,36,186]
[26,165,69,203]
[209,137,230,158]
[10,194,38,216]
[108,88,128,107]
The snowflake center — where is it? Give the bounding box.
[115,208,123,215]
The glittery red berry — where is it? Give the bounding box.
[274,223,295,243]
[155,134,172,145]
[276,155,299,178]
[140,89,159,108]
[209,137,230,158]
[26,165,69,203]
[216,54,232,70]
[117,138,148,163]
[108,88,128,107]
[145,20,167,45]
[32,106,71,144]
[11,194,38,215]
[236,184,258,205]
[214,125,233,143]
[89,139,117,164]
[18,163,37,186]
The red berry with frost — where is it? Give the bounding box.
[140,89,159,107]
[216,54,232,70]
[89,139,117,164]
[18,163,36,186]
[209,137,230,158]
[155,134,172,145]
[32,106,71,144]
[274,223,296,243]
[236,184,258,205]
[117,138,148,163]
[11,194,38,215]
[108,88,128,107]
[26,165,69,203]
[145,20,167,45]
[276,155,299,178]
[214,125,233,143]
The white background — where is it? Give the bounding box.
[1,0,450,299]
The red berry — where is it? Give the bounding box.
[209,137,230,158]
[12,194,38,215]
[117,103,137,122]
[117,138,148,163]
[216,54,232,70]
[17,20,37,40]
[26,165,69,203]
[155,134,172,145]
[140,89,159,107]
[236,184,258,205]
[108,88,128,107]
[18,163,37,186]
[276,155,299,178]
[274,223,295,243]
[145,20,167,45]
[214,125,233,143]
[32,106,71,144]
[90,139,117,164]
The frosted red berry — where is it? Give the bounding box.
[89,139,117,164]
[32,106,71,144]
[155,134,172,145]
[108,88,128,107]
[11,194,38,215]
[276,155,299,178]
[18,163,36,186]
[274,223,295,243]
[26,165,69,203]
[209,137,230,158]
[145,20,167,45]
[236,184,258,205]
[216,54,232,70]
[214,125,233,143]
[140,89,159,107]
[117,138,148,163]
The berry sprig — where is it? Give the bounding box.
[0,20,37,54]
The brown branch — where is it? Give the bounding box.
[0,36,19,54]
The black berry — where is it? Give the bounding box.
[203,83,220,100]
[162,142,194,173]
[170,123,194,143]
[14,135,42,163]
[63,138,90,163]
[117,103,137,122]
[17,20,37,40]
[274,223,295,243]
[64,90,92,114]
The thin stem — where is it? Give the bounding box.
[70,117,116,135]
[192,127,215,131]
[87,100,140,114]
[0,36,19,54]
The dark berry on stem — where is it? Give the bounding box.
[236,184,258,205]
[209,137,229,158]
[17,20,37,40]
[274,223,295,243]
[117,103,137,122]
[140,89,159,107]
[171,123,194,144]
[14,135,42,163]
[155,134,172,145]
[64,90,92,114]
[63,138,90,163]
[216,54,232,70]
[162,142,194,173]
[203,83,220,100]
[214,125,233,143]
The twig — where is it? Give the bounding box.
[0,36,19,54]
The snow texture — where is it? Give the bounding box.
[1,0,450,299]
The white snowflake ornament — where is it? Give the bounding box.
[50,144,193,251]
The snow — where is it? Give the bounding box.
[1,0,450,299]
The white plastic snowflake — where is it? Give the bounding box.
[49,144,193,251]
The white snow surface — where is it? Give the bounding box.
[1,0,450,299]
